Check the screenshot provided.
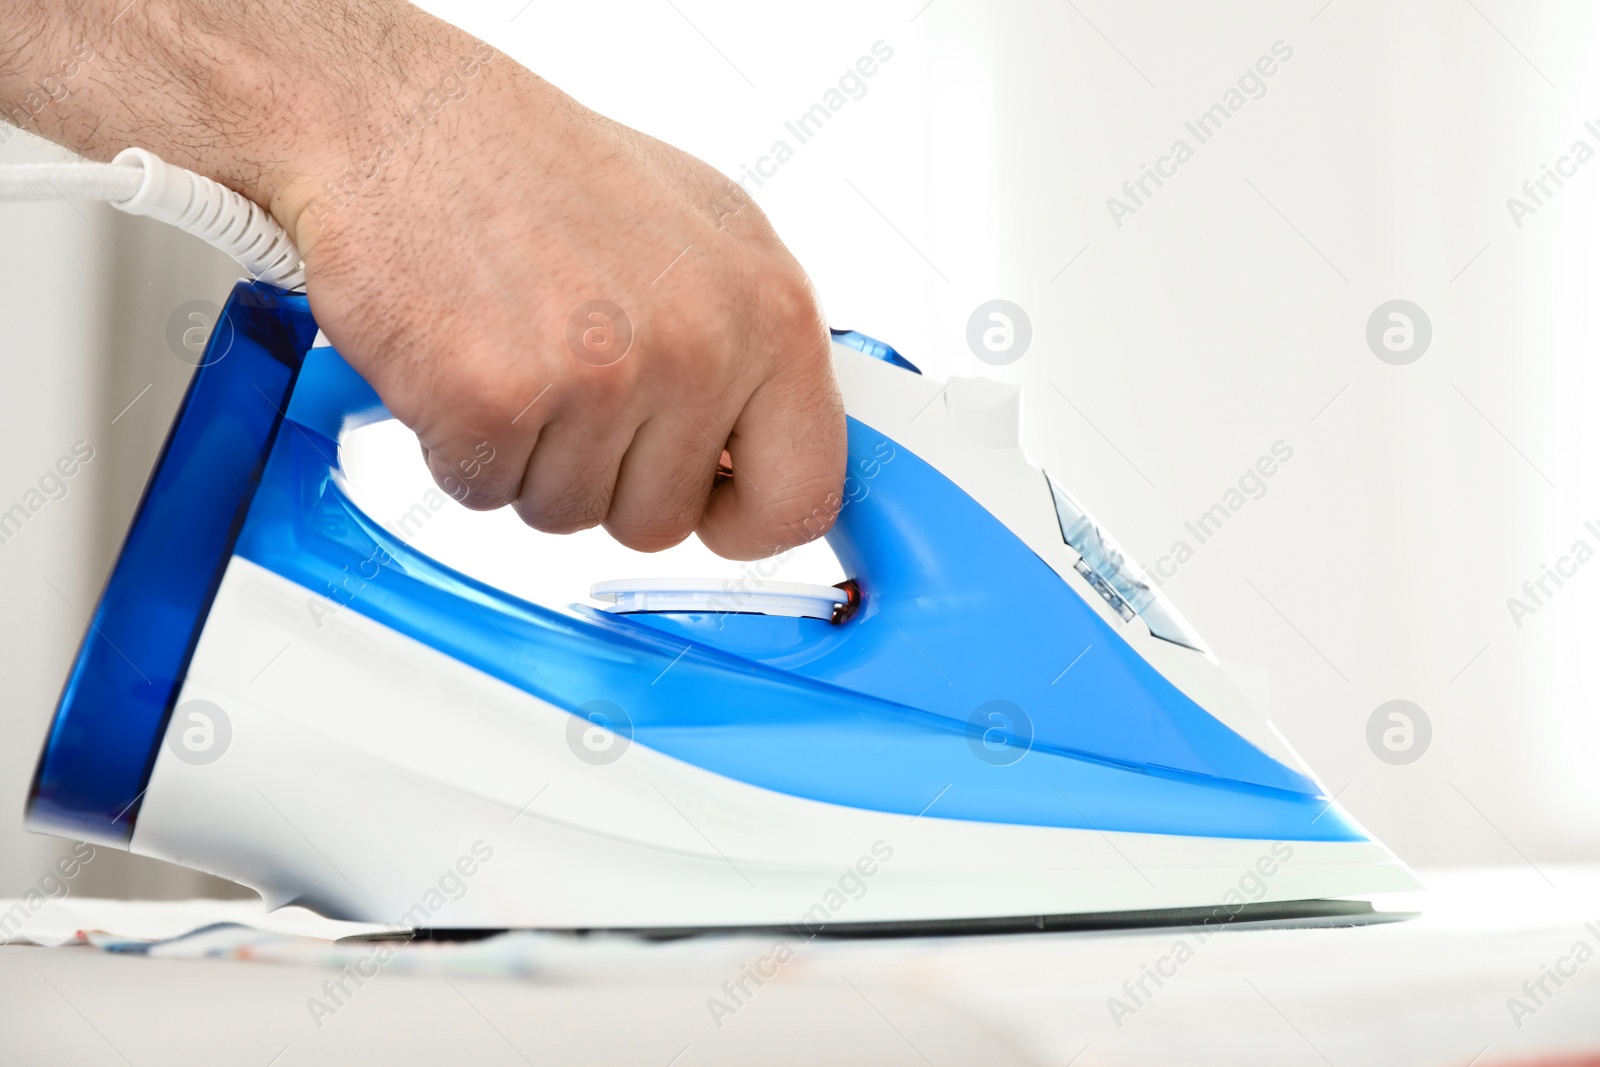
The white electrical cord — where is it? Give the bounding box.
[0,148,305,290]
[0,161,143,201]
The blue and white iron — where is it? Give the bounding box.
[27,282,1418,932]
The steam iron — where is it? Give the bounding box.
[27,281,1418,933]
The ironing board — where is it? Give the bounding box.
[1,867,1597,1067]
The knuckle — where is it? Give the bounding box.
[430,446,515,512]
[606,464,711,553]
[447,478,516,512]
[756,269,826,351]
[569,359,638,411]
[647,302,722,379]
[516,476,613,535]
[409,345,548,434]
[451,378,540,431]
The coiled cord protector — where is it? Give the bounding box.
[0,148,305,290]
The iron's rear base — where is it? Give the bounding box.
[388,899,1410,944]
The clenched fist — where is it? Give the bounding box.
[1,0,846,558]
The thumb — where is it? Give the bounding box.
[697,339,846,560]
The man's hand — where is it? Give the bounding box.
[1,0,846,559]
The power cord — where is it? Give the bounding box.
[0,147,305,290]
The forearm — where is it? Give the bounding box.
[0,0,845,560]
[0,0,469,212]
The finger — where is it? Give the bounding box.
[605,412,727,552]
[411,375,550,512]
[513,415,637,534]
[422,436,523,509]
[697,340,846,560]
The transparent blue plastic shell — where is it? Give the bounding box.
[26,283,317,846]
[29,282,1363,849]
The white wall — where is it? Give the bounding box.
[0,131,250,898]
[0,133,109,897]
